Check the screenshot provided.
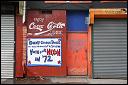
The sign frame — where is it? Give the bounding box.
[26,38,62,67]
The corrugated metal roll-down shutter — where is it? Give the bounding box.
[1,15,15,78]
[93,19,127,79]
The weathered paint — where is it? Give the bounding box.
[26,10,67,76]
[87,26,92,78]
[15,15,24,77]
[44,1,92,3]
[22,26,27,75]
[90,8,127,19]
[44,1,65,3]
[67,32,88,75]
[89,9,94,24]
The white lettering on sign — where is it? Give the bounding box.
[34,21,65,35]
[34,18,44,22]
[47,21,65,29]
[28,18,65,36]
[29,22,44,31]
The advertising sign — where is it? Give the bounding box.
[27,16,65,37]
[94,8,127,15]
[27,38,62,66]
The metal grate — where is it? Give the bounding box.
[93,19,127,79]
[1,15,14,78]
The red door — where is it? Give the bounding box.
[67,33,88,75]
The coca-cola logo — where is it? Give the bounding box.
[28,21,65,35]
[29,22,44,31]
[47,21,65,30]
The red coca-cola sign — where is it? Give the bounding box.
[27,10,66,37]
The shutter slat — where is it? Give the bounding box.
[1,15,14,78]
[93,19,127,79]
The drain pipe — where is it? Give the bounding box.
[22,1,26,23]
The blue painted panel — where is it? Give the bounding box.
[67,10,89,31]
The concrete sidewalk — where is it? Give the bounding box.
[50,76,127,84]
[1,76,127,84]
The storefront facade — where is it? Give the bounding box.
[1,1,127,79]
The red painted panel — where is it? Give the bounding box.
[87,26,92,78]
[44,1,92,3]
[67,33,88,75]
[26,10,67,76]
[15,15,24,77]
[44,1,66,3]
